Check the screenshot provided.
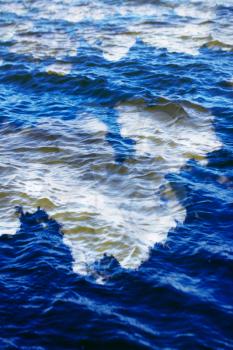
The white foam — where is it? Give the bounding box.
[36,2,111,23]
[9,27,78,60]
[0,103,221,275]
[82,30,136,61]
[102,35,136,61]
[175,4,214,20]
[128,22,212,56]
[0,2,27,16]
[5,0,231,63]
[117,102,221,169]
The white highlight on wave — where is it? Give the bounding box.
[0,101,221,275]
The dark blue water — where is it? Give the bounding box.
[0,1,233,349]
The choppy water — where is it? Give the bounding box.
[0,0,233,349]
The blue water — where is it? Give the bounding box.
[0,1,233,349]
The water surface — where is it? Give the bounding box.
[0,0,233,349]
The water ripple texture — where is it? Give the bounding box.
[0,0,233,349]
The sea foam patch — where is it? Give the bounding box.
[0,0,224,276]
[117,100,221,166]
[2,0,227,64]
[0,100,221,275]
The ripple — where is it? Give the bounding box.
[1,0,232,64]
[0,96,221,274]
[0,1,232,348]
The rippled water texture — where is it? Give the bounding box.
[0,0,233,349]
